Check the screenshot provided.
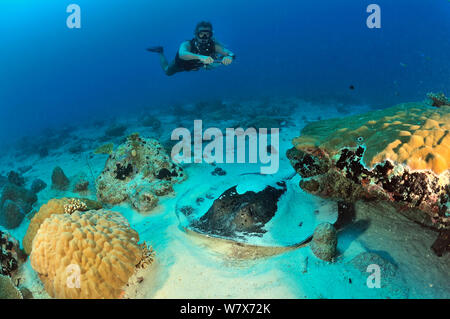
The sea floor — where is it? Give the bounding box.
[1,97,449,299]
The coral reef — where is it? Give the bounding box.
[23,197,102,255]
[0,183,37,229]
[51,166,70,191]
[30,209,152,299]
[288,103,449,231]
[96,133,186,212]
[0,274,22,299]
[427,92,450,108]
[310,222,337,261]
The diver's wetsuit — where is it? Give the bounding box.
[166,38,216,76]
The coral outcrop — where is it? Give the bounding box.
[96,133,186,212]
[51,166,70,191]
[310,222,337,261]
[291,103,450,174]
[0,183,37,229]
[1,231,25,278]
[287,102,450,251]
[30,178,47,194]
[30,209,153,299]
[23,197,102,255]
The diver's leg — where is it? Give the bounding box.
[147,46,174,75]
[158,53,169,72]
[164,60,180,76]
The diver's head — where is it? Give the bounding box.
[195,21,213,44]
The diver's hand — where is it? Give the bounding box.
[199,56,214,65]
[222,56,233,66]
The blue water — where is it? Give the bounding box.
[0,0,449,142]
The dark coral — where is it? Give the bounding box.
[115,163,133,180]
[0,184,37,229]
[0,231,24,277]
[30,179,47,194]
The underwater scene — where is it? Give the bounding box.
[0,0,449,302]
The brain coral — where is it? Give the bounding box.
[23,197,102,255]
[30,209,144,299]
[293,103,450,175]
[96,133,186,212]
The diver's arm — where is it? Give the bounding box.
[215,42,234,57]
[178,42,201,60]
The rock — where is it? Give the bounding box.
[211,167,227,176]
[30,179,47,194]
[0,231,23,277]
[51,167,70,191]
[0,200,25,229]
[105,125,127,137]
[310,222,337,261]
[73,180,89,193]
[287,102,450,235]
[191,183,287,238]
[19,287,33,299]
[431,230,450,257]
[7,171,25,187]
[0,275,22,299]
[0,183,37,215]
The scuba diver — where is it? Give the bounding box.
[146,21,235,76]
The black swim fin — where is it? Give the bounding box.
[146,46,164,54]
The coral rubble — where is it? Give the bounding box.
[1,231,24,278]
[0,274,22,299]
[96,133,186,212]
[310,222,337,262]
[0,183,37,229]
[30,209,152,299]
